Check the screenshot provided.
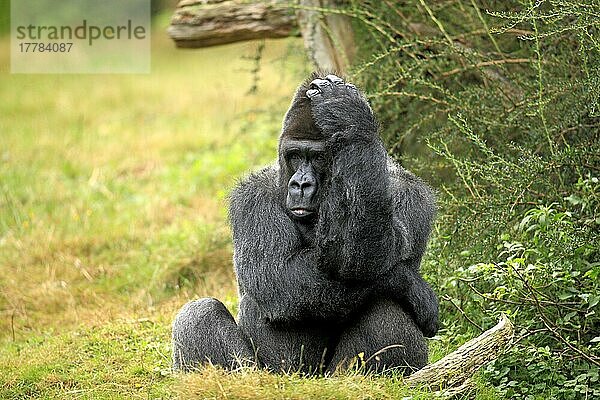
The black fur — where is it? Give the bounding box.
[172,74,438,375]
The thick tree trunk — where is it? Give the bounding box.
[295,0,355,72]
[167,0,355,72]
[406,314,515,395]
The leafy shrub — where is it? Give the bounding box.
[344,0,600,398]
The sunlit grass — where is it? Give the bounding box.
[174,361,499,400]
[0,319,173,399]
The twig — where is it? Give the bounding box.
[462,277,583,313]
[513,328,548,346]
[440,58,534,78]
[11,311,16,341]
[371,91,449,105]
[442,295,484,332]
[418,0,454,47]
[462,280,522,306]
[364,344,406,365]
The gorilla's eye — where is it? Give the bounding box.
[312,153,326,168]
[288,152,302,168]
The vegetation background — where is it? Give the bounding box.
[0,1,598,399]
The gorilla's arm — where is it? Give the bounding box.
[389,162,437,262]
[310,78,396,281]
[307,76,439,336]
[386,164,439,336]
[403,267,439,337]
[230,167,371,325]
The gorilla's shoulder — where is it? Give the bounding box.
[387,157,436,211]
[229,163,280,217]
[232,163,278,194]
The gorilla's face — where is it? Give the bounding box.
[281,137,328,222]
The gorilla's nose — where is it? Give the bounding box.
[288,173,316,198]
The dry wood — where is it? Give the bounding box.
[168,0,298,48]
[167,0,356,72]
[406,314,514,394]
[295,0,355,72]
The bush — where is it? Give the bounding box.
[346,0,600,398]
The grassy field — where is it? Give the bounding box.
[0,18,496,400]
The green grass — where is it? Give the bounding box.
[0,18,498,399]
[1,320,172,399]
[0,20,305,331]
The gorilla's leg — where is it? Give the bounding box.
[172,297,254,371]
[238,296,334,374]
[327,299,428,375]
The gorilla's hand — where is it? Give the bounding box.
[383,267,440,337]
[306,74,377,139]
[408,278,439,338]
[306,74,356,99]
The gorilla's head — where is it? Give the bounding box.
[278,74,330,223]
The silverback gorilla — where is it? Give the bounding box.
[172,73,438,375]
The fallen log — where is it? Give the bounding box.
[168,0,298,49]
[167,0,355,72]
[406,314,514,395]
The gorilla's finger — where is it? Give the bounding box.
[325,74,344,85]
[310,79,333,96]
[345,83,358,92]
[309,79,330,89]
[306,88,320,98]
[326,75,346,96]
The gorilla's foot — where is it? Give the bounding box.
[327,299,428,375]
[172,297,255,371]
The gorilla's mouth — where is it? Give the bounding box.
[290,208,315,218]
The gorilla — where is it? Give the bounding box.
[172,73,438,375]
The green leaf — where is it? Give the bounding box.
[589,295,600,309]
[558,292,574,300]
